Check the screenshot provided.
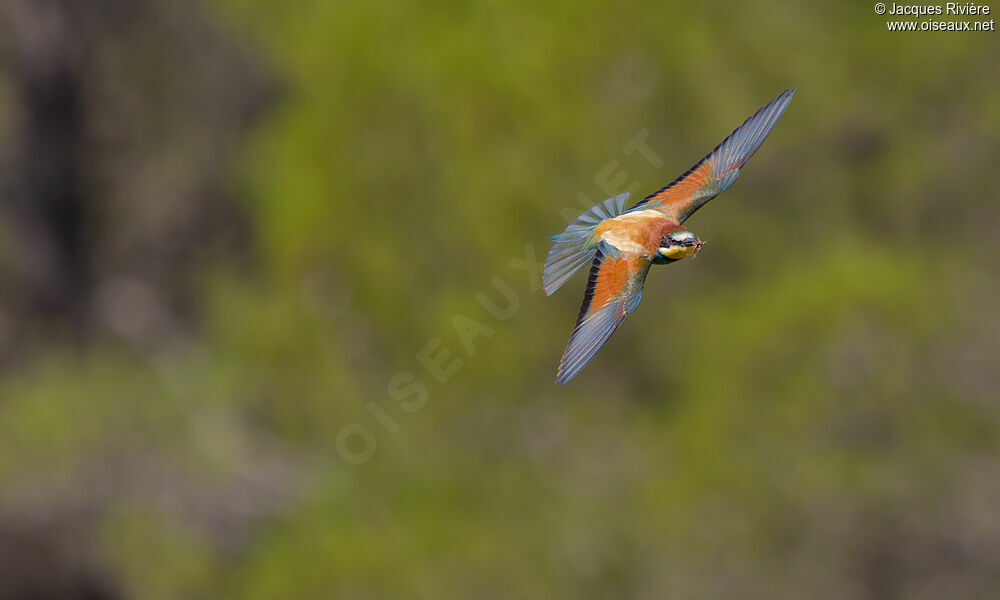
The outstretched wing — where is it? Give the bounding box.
[632,88,795,223]
[556,242,651,385]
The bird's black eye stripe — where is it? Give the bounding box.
[661,236,696,248]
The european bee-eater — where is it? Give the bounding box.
[544,88,795,385]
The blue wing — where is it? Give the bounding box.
[633,88,795,223]
[556,242,650,385]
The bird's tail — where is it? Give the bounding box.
[543,193,629,295]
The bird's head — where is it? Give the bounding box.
[657,230,705,262]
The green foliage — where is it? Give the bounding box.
[3,0,1000,597]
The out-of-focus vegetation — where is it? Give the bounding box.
[1,0,999,598]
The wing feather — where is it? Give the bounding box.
[555,242,650,385]
[632,88,795,223]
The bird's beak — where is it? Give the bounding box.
[692,239,706,257]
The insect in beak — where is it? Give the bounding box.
[691,239,706,257]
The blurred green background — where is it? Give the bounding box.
[1,0,999,598]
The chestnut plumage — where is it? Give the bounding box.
[544,88,796,384]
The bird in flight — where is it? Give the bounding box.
[544,88,795,385]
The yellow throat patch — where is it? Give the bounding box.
[659,245,698,260]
